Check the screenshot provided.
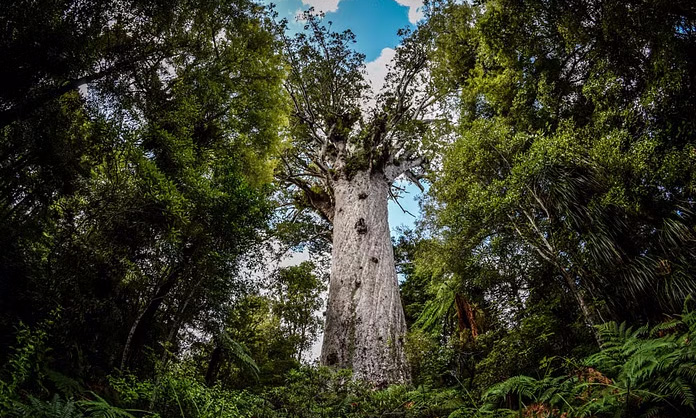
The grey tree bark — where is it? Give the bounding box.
[321,172,410,386]
[278,13,436,386]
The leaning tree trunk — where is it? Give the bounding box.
[320,170,410,386]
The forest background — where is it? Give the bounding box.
[1,0,695,417]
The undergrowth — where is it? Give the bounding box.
[1,302,695,418]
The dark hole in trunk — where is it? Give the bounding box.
[327,352,338,366]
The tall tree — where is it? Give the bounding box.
[278,12,441,385]
[428,0,696,332]
[0,0,287,379]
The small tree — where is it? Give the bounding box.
[271,262,326,362]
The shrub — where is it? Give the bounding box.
[469,300,696,418]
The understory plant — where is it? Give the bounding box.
[467,300,696,418]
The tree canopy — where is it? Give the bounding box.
[1,0,286,377]
[1,0,695,417]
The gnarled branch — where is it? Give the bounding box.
[384,155,426,182]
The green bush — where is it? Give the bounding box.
[259,366,465,418]
[468,301,696,418]
[7,306,695,418]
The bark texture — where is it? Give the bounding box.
[320,171,410,386]
[280,15,433,385]
[455,294,479,339]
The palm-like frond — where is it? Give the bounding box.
[78,393,141,418]
[414,279,457,333]
[478,302,696,417]
[218,330,259,379]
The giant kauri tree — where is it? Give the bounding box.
[278,13,441,386]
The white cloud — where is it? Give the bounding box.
[394,0,424,24]
[365,47,396,96]
[278,247,311,267]
[301,0,341,13]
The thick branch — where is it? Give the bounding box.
[278,168,335,224]
[404,170,425,192]
[384,155,425,182]
[300,186,335,224]
[1,48,172,127]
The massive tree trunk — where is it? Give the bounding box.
[320,171,410,386]
[280,13,433,385]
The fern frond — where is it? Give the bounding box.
[413,281,456,332]
[219,331,260,379]
[45,370,83,398]
[649,318,683,338]
[483,375,539,404]
[15,394,83,418]
[77,392,143,418]
[658,377,696,408]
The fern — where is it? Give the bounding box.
[13,394,83,418]
[218,331,259,379]
[478,302,696,417]
[486,375,546,403]
[414,280,457,333]
[77,393,145,418]
[46,370,83,398]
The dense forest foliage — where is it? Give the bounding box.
[1,0,695,417]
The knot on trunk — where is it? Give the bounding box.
[355,218,367,234]
[358,192,368,200]
[326,352,338,366]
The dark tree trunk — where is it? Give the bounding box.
[205,343,223,386]
[120,266,182,370]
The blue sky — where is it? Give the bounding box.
[272,0,423,62]
[272,0,425,233]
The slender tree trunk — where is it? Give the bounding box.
[454,294,479,339]
[512,213,603,345]
[298,324,307,362]
[205,342,223,386]
[560,268,602,345]
[320,171,410,386]
[120,266,182,370]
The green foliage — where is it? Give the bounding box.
[77,393,143,418]
[202,293,301,389]
[0,318,144,418]
[201,262,325,389]
[2,0,696,417]
[404,329,456,388]
[137,367,263,418]
[1,0,287,383]
[13,395,84,418]
[107,366,468,418]
[269,262,326,362]
[260,366,465,418]
[470,302,696,417]
[217,332,261,380]
[399,3,696,416]
[429,0,696,332]
[0,310,72,413]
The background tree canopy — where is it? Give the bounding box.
[0,0,286,379]
[1,0,695,417]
